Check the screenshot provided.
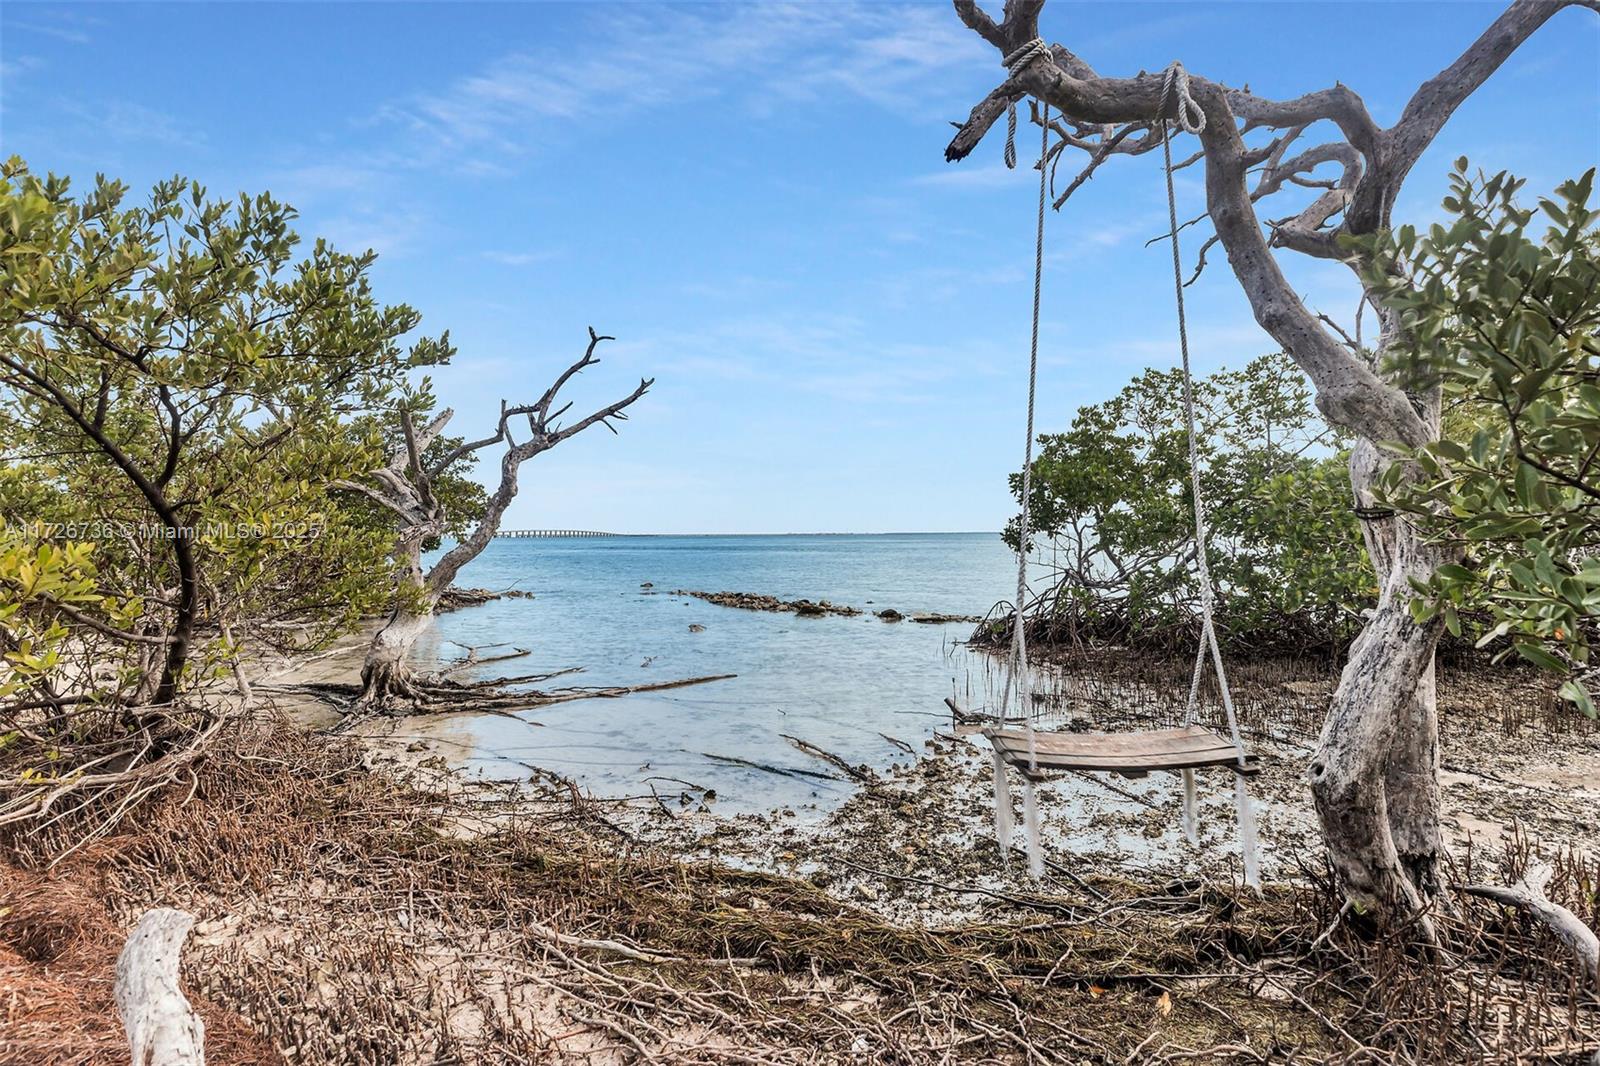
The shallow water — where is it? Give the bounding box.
[411,533,1028,814]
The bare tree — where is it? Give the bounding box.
[339,328,651,707]
[946,0,1598,915]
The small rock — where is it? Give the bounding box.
[854,883,879,902]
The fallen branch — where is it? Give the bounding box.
[278,673,737,722]
[1457,863,1600,989]
[526,917,671,965]
[699,752,841,782]
[780,734,877,784]
[878,732,915,755]
[439,645,533,677]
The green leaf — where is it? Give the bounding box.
[1514,642,1565,672]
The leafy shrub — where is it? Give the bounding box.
[992,353,1373,654]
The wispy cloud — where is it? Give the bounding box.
[48,99,201,149]
[375,2,988,172]
[317,205,431,259]
[0,55,43,84]
[4,17,95,46]
[611,310,1010,406]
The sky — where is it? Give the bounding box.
[2,1,1597,534]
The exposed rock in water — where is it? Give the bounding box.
[435,586,534,612]
[908,612,982,625]
[435,587,500,612]
[672,590,861,617]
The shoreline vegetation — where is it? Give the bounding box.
[3,616,1597,1063]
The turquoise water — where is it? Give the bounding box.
[413,533,1024,812]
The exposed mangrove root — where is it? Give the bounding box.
[270,671,738,722]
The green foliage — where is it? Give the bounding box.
[1005,353,1372,652]
[0,157,449,706]
[1363,163,1600,713]
[0,534,105,698]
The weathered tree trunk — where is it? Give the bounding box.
[1309,517,1448,913]
[1305,347,1452,912]
[359,604,434,706]
[358,534,438,707]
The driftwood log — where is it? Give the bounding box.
[1458,863,1600,990]
[114,907,205,1066]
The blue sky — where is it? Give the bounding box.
[2,2,1597,534]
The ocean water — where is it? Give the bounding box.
[411,533,1025,813]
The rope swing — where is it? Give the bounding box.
[1000,36,1053,880]
[987,53,1262,892]
[1158,63,1261,890]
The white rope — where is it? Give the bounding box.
[1002,38,1053,170]
[991,749,1014,865]
[1182,768,1199,846]
[1159,61,1260,891]
[1022,779,1044,881]
[1009,94,1049,748]
[991,45,1054,882]
[1159,61,1207,135]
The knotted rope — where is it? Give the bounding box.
[1159,61,1207,135]
[1002,38,1053,170]
[1158,60,1260,890]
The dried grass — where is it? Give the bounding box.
[2,721,1595,1064]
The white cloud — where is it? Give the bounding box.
[4,18,94,46]
[611,310,1012,407]
[375,2,989,170]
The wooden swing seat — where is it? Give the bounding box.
[985,724,1262,781]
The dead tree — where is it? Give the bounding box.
[338,328,651,707]
[946,0,1598,915]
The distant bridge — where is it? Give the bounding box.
[495,529,619,539]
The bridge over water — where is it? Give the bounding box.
[494,529,619,539]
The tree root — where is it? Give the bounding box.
[289,671,740,722]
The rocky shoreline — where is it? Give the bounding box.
[664,588,983,625]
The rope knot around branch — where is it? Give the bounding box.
[1160,61,1207,135]
[1002,38,1052,169]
